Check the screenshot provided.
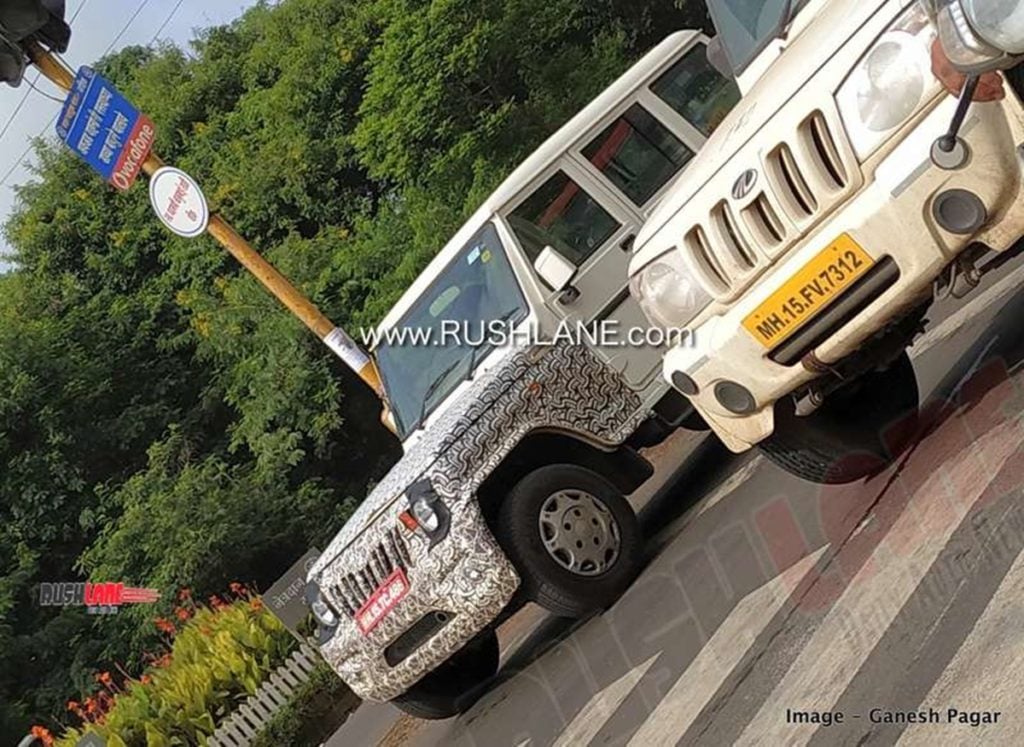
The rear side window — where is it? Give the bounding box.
[651,46,740,137]
[509,171,621,266]
[582,103,694,207]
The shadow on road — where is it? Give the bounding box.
[382,280,1024,747]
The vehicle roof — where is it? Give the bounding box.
[375,29,701,337]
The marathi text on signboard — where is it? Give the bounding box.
[56,66,155,191]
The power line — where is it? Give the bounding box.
[26,76,66,104]
[0,114,55,189]
[69,0,91,24]
[0,0,88,165]
[151,0,187,45]
[103,0,154,57]
[0,74,38,143]
[1,0,157,189]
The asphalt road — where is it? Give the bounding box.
[331,256,1024,747]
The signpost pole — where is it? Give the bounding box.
[24,42,387,402]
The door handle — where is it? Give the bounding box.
[558,286,581,305]
[619,233,636,253]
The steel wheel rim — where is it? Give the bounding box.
[537,489,621,576]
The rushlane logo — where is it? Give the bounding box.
[39,582,161,616]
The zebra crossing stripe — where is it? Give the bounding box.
[734,417,1021,745]
[627,549,826,747]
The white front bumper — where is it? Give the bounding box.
[664,93,1024,452]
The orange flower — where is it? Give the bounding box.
[229,581,246,596]
[140,674,153,685]
[249,597,264,611]
[96,671,112,685]
[154,617,176,635]
[66,699,80,712]
[30,726,54,747]
[178,587,192,601]
[174,606,191,622]
[208,594,226,609]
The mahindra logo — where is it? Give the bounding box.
[732,168,759,200]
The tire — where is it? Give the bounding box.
[760,351,920,485]
[495,464,643,618]
[391,630,499,720]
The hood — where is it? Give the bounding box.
[308,345,529,579]
[631,0,895,273]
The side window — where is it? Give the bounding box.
[651,46,741,137]
[509,171,622,267]
[582,103,694,208]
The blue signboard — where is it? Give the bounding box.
[56,67,155,191]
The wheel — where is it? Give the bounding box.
[495,464,643,618]
[391,629,499,720]
[760,351,920,485]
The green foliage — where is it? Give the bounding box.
[0,0,710,733]
[54,599,293,747]
[251,662,360,747]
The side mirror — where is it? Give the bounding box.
[533,245,577,292]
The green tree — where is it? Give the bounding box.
[0,0,711,732]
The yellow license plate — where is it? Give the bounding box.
[743,234,874,348]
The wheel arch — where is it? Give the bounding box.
[476,429,653,528]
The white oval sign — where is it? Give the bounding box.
[149,166,210,238]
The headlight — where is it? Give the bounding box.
[403,480,451,548]
[304,581,340,631]
[836,4,940,160]
[411,496,440,532]
[924,0,1019,74]
[963,0,1024,56]
[629,248,711,331]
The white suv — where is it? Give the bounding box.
[629,0,1024,484]
[305,30,739,718]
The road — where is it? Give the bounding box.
[331,258,1024,747]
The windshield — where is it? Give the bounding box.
[708,0,810,75]
[375,222,528,440]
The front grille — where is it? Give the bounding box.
[331,527,413,617]
[682,110,854,297]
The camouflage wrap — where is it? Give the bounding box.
[309,342,645,702]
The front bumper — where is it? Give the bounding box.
[316,499,519,702]
[663,93,1024,452]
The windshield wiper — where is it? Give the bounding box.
[415,358,465,432]
[412,307,523,433]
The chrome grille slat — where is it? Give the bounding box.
[685,225,730,294]
[328,527,414,618]
[681,109,854,297]
[803,111,848,191]
[768,144,816,221]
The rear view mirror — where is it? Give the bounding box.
[533,246,577,292]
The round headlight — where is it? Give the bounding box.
[410,496,440,533]
[857,37,926,132]
[964,0,1024,56]
[630,252,711,330]
[835,5,938,160]
[312,596,339,628]
[305,582,340,629]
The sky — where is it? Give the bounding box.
[0,0,261,261]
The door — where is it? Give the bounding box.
[502,38,740,391]
[504,159,660,390]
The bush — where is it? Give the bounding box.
[251,662,361,747]
[53,593,293,747]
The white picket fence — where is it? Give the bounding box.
[207,643,320,747]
